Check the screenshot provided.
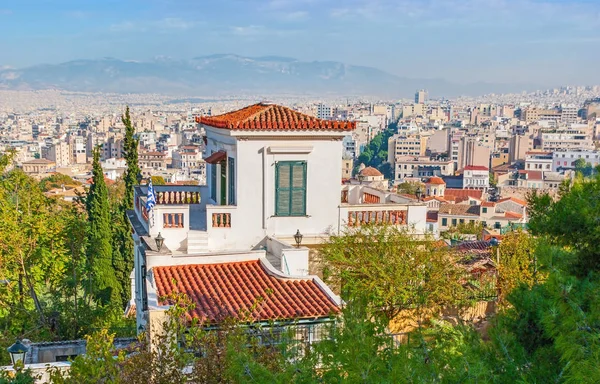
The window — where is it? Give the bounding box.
[495,222,501,229]
[483,207,487,213]
[442,218,448,226]
[451,218,457,226]
[275,161,307,216]
[459,219,465,224]
[228,157,236,205]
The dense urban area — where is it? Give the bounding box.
[1,85,600,383]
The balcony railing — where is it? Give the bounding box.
[363,192,381,204]
[347,209,407,227]
[212,213,231,228]
[163,213,184,228]
[156,190,200,205]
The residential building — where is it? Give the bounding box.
[393,156,455,181]
[22,159,55,175]
[139,151,168,170]
[463,166,490,190]
[552,149,600,172]
[342,158,353,180]
[388,134,428,163]
[525,151,553,172]
[458,137,490,170]
[127,103,427,333]
[44,141,71,167]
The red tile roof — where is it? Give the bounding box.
[196,103,356,131]
[505,211,523,219]
[498,196,528,206]
[204,150,227,164]
[425,176,445,185]
[153,260,339,323]
[359,166,382,177]
[464,165,489,171]
[426,211,439,223]
[444,189,483,201]
[481,201,496,207]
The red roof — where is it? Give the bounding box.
[505,211,523,219]
[498,196,528,206]
[481,201,496,207]
[153,261,339,323]
[426,211,439,223]
[359,166,382,177]
[204,150,227,164]
[464,165,489,171]
[425,176,445,185]
[196,103,355,131]
[444,189,483,201]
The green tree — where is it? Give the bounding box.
[109,107,140,308]
[574,158,594,178]
[39,173,81,192]
[150,175,166,185]
[86,147,121,307]
[320,225,466,322]
[121,106,140,210]
[397,181,423,195]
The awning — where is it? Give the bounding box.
[204,150,227,164]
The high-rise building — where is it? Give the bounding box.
[415,89,427,104]
[316,103,332,120]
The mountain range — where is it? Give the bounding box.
[0,54,537,97]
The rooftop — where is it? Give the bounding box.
[359,166,383,177]
[196,103,355,131]
[464,165,489,171]
[153,260,340,323]
[438,204,480,216]
[425,176,445,185]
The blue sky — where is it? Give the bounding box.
[1,0,599,85]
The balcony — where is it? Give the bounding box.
[339,185,426,231]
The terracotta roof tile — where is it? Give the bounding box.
[153,261,339,324]
[505,211,523,219]
[426,211,439,222]
[464,165,489,171]
[481,201,496,207]
[359,166,382,177]
[498,196,528,206]
[197,103,355,131]
[438,203,480,216]
[425,176,445,185]
[444,189,483,201]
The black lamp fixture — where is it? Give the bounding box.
[7,340,29,366]
[415,186,423,201]
[136,172,143,185]
[294,229,303,248]
[155,232,165,252]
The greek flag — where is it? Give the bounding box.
[146,180,156,211]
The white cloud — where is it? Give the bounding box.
[110,18,197,33]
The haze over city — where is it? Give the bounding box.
[1,0,600,86]
[1,1,600,382]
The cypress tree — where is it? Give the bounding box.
[87,146,122,307]
[112,106,140,307]
[122,106,140,210]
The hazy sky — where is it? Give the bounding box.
[1,0,599,85]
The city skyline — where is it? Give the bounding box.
[1,0,600,86]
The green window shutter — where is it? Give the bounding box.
[228,157,236,205]
[210,162,217,202]
[275,161,306,216]
[442,218,447,226]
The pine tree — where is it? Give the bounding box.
[87,146,122,307]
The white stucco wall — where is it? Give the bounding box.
[204,126,346,250]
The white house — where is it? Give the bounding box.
[127,103,427,333]
[463,166,490,190]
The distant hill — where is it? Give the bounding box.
[0,55,537,97]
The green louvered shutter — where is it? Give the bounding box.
[275,161,306,216]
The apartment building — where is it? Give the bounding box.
[552,149,600,172]
[525,151,553,172]
[538,125,593,151]
[393,156,455,180]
